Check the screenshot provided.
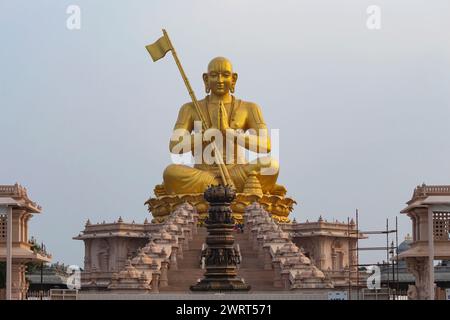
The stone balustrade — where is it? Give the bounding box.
[244,202,334,290]
[78,202,199,293]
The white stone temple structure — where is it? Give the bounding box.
[285,217,366,288]
[0,184,52,300]
[398,184,450,300]
[75,200,367,295]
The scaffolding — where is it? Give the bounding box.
[348,210,400,300]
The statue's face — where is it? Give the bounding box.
[203,58,237,96]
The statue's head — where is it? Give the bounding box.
[203,57,238,96]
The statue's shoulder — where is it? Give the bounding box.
[238,99,262,112]
[179,98,207,111]
[238,99,266,126]
[179,101,194,111]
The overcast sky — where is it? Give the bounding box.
[1,0,449,266]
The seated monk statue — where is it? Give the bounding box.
[161,56,286,196]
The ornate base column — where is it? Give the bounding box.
[406,257,431,300]
[191,185,250,292]
[12,262,27,300]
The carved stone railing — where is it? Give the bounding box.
[107,202,199,293]
[0,185,17,194]
[244,202,334,290]
[413,184,450,199]
[0,183,42,211]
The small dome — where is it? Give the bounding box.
[398,236,413,254]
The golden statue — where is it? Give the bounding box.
[163,56,285,195]
[145,30,295,223]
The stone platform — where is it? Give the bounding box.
[145,193,296,224]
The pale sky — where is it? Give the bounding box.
[1,0,449,266]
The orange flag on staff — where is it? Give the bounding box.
[145,35,171,62]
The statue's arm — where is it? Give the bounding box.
[235,103,271,153]
[169,103,194,154]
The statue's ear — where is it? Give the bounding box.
[202,73,210,93]
[232,73,238,85]
[230,73,238,93]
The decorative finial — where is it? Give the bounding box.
[350,218,355,225]
[318,215,323,222]
[242,171,263,197]
[85,219,91,227]
[204,184,236,204]
[118,216,123,223]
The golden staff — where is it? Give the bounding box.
[146,29,235,188]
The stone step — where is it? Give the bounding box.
[161,228,282,292]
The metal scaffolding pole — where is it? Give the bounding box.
[395,216,399,298]
[386,218,390,298]
[349,212,400,300]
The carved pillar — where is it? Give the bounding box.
[191,185,250,292]
[11,262,27,300]
[84,239,92,272]
[20,215,25,242]
[406,257,430,300]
